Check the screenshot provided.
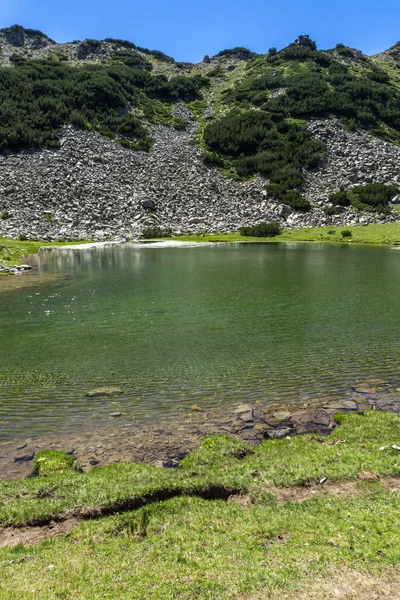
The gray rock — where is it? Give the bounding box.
[277,204,292,216]
[265,428,291,439]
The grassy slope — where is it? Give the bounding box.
[1,411,400,598]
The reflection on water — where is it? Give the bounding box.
[1,242,400,439]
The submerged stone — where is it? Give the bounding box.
[84,387,123,398]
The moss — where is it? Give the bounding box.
[33,450,75,476]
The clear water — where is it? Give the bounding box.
[1,242,400,440]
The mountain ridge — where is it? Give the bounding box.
[0,24,398,64]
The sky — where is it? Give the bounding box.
[1,0,399,63]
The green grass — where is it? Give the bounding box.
[160,222,400,246]
[33,451,76,477]
[0,238,91,270]
[1,411,400,526]
[1,411,400,598]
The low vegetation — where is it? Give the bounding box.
[329,182,400,213]
[1,411,400,598]
[202,35,400,209]
[141,226,173,239]
[0,53,209,152]
[203,110,323,208]
[240,221,281,237]
[33,450,76,477]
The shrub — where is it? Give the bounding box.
[203,152,224,168]
[141,227,173,239]
[335,44,354,57]
[329,191,351,206]
[341,230,352,238]
[214,47,256,60]
[173,118,188,130]
[330,183,399,212]
[239,221,281,237]
[323,206,339,215]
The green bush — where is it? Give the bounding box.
[239,221,281,237]
[173,118,188,130]
[341,230,352,238]
[329,191,351,207]
[323,206,339,216]
[141,227,173,239]
[203,152,224,168]
[214,47,256,60]
[330,183,399,213]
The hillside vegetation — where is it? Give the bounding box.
[1,26,400,220]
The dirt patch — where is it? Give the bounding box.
[294,566,400,599]
[0,518,79,548]
[238,566,400,599]
[271,476,400,503]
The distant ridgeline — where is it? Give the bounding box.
[1,26,400,212]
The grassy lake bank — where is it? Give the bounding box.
[1,410,400,598]
[166,222,400,246]
[0,238,93,272]
[1,222,400,274]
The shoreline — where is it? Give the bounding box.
[1,377,399,482]
[2,220,400,280]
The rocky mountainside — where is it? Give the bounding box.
[1,26,400,240]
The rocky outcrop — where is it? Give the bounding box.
[0,26,55,62]
[0,111,399,240]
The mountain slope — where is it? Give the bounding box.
[1,26,400,240]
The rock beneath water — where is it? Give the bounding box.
[14,451,35,463]
[291,410,332,428]
[234,404,253,414]
[84,387,123,398]
[109,412,122,418]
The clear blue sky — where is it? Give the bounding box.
[2,0,399,62]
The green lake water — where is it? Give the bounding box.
[1,242,399,440]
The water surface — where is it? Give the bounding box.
[1,242,399,439]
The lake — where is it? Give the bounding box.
[1,242,399,440]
